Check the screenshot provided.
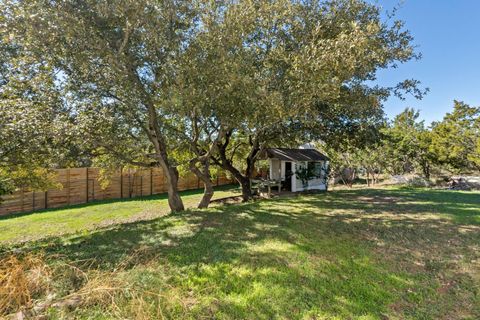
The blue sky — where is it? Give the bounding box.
[375,0,480,124]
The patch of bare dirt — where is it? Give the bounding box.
[209,196,244,205]
[356,195,401,204]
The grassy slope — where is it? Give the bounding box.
[0,184,240,244]
[2,187,480,319]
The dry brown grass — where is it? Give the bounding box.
[0,254,126,317]
[0,253,52,315]
[0,252,109,317]
[0,247,185,319]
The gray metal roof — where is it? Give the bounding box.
[261,148,329,162]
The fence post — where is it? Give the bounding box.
[86,167,89,203]
[128,171,131,198]
[67,169,71,205]
[120,167,123,198]
[150,168,153,195]
[21,188,24,212]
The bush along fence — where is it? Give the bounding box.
[0,167,233,216]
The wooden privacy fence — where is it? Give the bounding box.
[0,167,233,216]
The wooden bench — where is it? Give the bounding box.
[251,179,281,197]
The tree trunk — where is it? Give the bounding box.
[219,161,251,202]
[348,168,356,187]
[218,160,252,202]
[162,165,185,212]
[214,131,255,202]
[143,103,184,212]
[190,159,215,209]
[198,181,214,209]
[239,176,252,202]
[153,151,184,212]
[423,162,431,180]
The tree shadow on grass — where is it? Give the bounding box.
[305,188,480,225]
[291,188,480,263]
[23,196,470,317]
[14,188,479,319]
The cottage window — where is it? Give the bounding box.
[308,162,323,178]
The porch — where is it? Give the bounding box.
[258,147,330,193]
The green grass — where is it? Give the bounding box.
[0,184,240,244]
[1,187,479,319]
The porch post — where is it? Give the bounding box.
[269,158,273,179]
[291,162,296,192]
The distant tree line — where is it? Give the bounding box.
[326,101,480,187]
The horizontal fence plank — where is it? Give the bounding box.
[0,167,234,216]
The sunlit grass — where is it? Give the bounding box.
[1,187,479,319]
[0,184,239,244]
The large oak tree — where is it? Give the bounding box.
[2,0,200,211]
[2,0,425,207]
[175,0,424,201]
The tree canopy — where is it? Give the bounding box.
[1,0,425,209]
[430,101,480,172]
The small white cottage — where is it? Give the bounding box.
[260,147,329,192]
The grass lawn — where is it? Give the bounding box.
[0,184,240,244]
[1,187,479,319]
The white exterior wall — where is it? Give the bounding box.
[292,161,328,192]
[269,158,281,180]
[291,162,295,192]
[268,158,329,192]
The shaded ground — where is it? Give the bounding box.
[1,187,479,319]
